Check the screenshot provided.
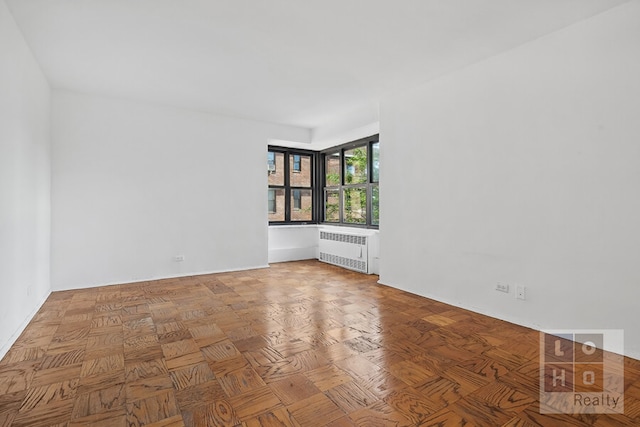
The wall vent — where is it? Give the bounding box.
[318,230,370,274]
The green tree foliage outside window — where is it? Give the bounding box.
[344,147,367,184]
[325,190,340,222]
[344,187,367,224]
[372,185,379,226]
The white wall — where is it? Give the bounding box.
[0,2,51,358]
[268,225,319,263]
[52,91,309,289]
[380,2,640,359]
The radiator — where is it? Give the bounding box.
[318,229,371,274]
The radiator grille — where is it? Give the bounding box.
[320,231,367,246]
[319,252,367,273]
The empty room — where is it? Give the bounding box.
[1,0,639,426]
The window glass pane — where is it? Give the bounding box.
[268,189,276,213]
[372,142,380,183]
[324,189,340,222]
[268,151,284,186]
[325,152,340,186]
[372,185,379,226]
[291,189,312,221]
[268,188,285,221]
[343,187,367,224]
[290,154,311,187]
[344,146,367,184]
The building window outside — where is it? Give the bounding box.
[292,189,301,210]
[267,151,276,173]
[292,154,301,172]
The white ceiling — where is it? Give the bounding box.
[6,0,628,130]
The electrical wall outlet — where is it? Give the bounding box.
[496,282,509,293]
[173,255,185,262]
[516,285,526,300]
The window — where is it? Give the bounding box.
[322,136,379,227]
[268,148,314,223]
[292,189,302,210]
[268,135,378,227]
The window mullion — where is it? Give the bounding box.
[284,153,290,222]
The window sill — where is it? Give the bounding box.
[269,224,319,229]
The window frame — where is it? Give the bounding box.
[321,135,379,229]
[268,147,317,224]
[268,135,378,228]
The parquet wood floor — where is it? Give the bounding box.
[1,260,639,426]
